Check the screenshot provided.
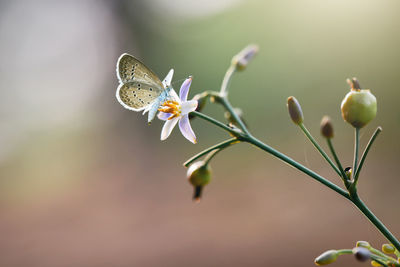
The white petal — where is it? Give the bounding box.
[181,100,198,115]
[179,114,196,144]
[179,77,192,102]
[162,69,174,88]
[160,117,179,141]
[158,112,172,121]
[168,88,180,102]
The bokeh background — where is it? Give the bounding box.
[0,0,399,266]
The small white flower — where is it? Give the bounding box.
[158,77,198,143]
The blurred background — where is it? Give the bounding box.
[0,0,399,266]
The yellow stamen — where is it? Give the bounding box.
[158,100,182,118]
[158,107,175,113]
[168,113,179,120]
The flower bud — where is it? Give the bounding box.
[287,96,304,125]
[382,244,395,254]
[187,161,211,203]
[341,78,377,128]
[353,247,371,262]
[315,250,339,265]
[371,260,382,267]
[231,44,259,71]
[344,167,353,180]
[356,241,371,249]
[321,116,334,138]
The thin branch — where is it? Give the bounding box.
[220,65,236,96]
[191,111,239,135]
[353,127,360,177]
[354,127,382,184]
[299,123,342,177]
[184,138,239,167]
[327,138,350,187]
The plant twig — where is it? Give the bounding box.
[191,111,239,136]
[299,123,342,177]
[353,127,360,177]
[220,65,236,96]
[184,138,239,167]
[354,127,382,184]
[327,138,350,187]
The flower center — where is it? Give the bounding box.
[158,100,181,120]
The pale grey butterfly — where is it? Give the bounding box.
[116,53,178,123]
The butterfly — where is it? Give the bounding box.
[116,53,178,123]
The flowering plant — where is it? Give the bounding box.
[117,45,399,266]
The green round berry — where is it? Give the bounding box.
[341,89,377,128]
[187,161,211,202]
[187,161,211,187]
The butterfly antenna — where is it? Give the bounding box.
[171,77,192,87]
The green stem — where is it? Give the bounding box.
[337,249,353,255]
[354,127,382,184]
[336,249,397,266]
[197,91,250,135]
[353,127,360,176]
[191,111,239,135]
[327,138,350,188]
[244,134,350,199]
[394,249,400,258]
[371,257,390,267]
[351,193,400,252]
[220,65,236,96]
[369,246,397,263]
[184,138,239,167]
[218,97,250,135]
[191,111,399,252]
[204,148,222,165]
[299,123,342,177]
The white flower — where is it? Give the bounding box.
[158,77,198,143]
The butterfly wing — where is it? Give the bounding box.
[116,53,176,122]
[116,81,164,112]
[116,53,164,89]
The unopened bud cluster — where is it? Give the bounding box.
[315,241,399,266]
